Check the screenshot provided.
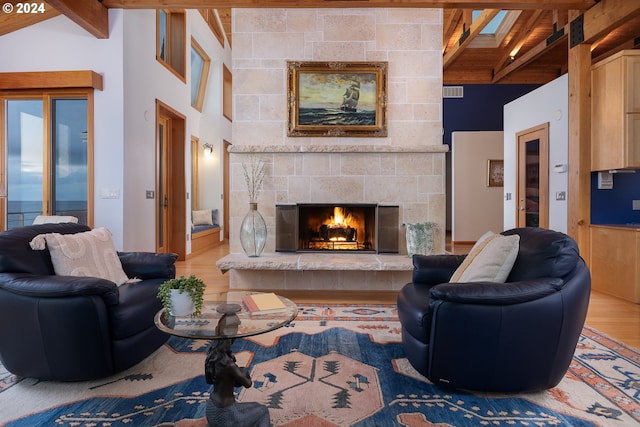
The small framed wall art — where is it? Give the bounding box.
[487,159,504,187]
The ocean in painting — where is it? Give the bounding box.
[298,108,376,126]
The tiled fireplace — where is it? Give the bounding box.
[218,145,447,291]
[217,8,447,291]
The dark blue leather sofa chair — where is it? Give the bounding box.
[397,227,591,392]
[0,223,177,381]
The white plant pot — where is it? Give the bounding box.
[169,289,195,316]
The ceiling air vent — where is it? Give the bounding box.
[443,86,464,98]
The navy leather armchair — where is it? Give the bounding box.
[397,227,591,392]
[0,223,177,381]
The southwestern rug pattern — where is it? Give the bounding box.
[0,304,638,427]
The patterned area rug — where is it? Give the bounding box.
[0,304,638,427]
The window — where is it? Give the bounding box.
[190,38,210,111]
[199,9,225,47]
[223,64,232,121]
[157,10,186,81]
[1,92,91,229]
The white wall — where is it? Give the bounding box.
[451,131,504,241]
[503,74,569,233]
[0,11,127,247]
[0,10,232,252]
[121,10,232,251]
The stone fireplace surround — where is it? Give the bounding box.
[216,144,448,291]
[221,8,447,290]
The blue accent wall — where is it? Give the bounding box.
[444,84,640,226]
[591,172,640,225]
[443,84,540,147]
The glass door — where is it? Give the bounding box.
[516,123,549,229]
[51,98,88,222]
[3,96,88,229]
[5,99,44,228]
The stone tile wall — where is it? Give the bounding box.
[226,8,447,288]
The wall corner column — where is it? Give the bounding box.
[567,10,592,259]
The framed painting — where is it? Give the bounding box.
[487,159,504,187]
[287,61,388,137]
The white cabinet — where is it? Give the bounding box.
[591,50,640,171]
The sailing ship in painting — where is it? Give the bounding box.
[340,81,360,112]
[297,74,376,127]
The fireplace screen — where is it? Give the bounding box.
[276,204,399,253]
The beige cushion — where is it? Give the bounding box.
[192,209,213,226]
[30,228,129,286]
[450,232,520,283]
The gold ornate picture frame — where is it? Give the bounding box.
[287,61,388,137]
[487,159,504,187]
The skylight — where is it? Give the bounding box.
[469,10,520,48]
[472,10,508,35]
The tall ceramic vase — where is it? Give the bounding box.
[240,202,267,257]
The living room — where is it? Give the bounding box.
[0,1,639,426]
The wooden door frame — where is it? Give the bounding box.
[191,135,200,211]
[156,100,186,260]
[516,122,549,229]
[223,140,231,240]
[156,114,170,253]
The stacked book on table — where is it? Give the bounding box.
[242,292,288,315]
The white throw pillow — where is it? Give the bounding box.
[30,227,129,286]
[450,232,520,283]
[192,209,213,226]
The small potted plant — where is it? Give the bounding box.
[157,274,206,317]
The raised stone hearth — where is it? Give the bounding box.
[216,253,414,291]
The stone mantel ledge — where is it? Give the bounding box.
[216,252,414,273]
[228,144,449,154]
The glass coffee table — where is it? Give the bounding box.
[154,291,298,427]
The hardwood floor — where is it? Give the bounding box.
[176,241,640,349]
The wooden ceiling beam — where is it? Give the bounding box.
[217,8,233,48]
[444,9,500,69]
[443,9,462,51]
[493,9,546,72]
[0,2,59,37]
[492,22,568,83]
[572,0,640,46]
[101,0,596,10]
[592,35,640,64]
[46,0,109,38]
[553,9,568,27]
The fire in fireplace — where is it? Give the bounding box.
[275,203,399,253]
[303,205,371,251]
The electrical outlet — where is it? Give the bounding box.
[556,191,566,201]
[146,190,155,199]
[633,200,640,210]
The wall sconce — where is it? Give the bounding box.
[203,143,214,157]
